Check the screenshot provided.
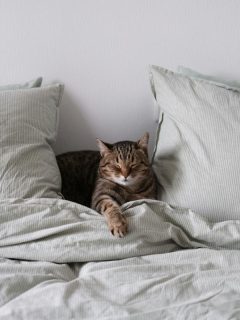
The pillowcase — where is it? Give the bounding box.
[0,84,64,199]
[0,77,42,90]
[153,67,240,124]
[150,65,240,221]
[177,66,240,90]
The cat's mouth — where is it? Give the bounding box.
[112,176,135,186]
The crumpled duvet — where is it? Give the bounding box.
[0,198,240,319]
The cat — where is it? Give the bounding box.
[56,132,157,238]
[56,150,100,207]
[91,132,157,237]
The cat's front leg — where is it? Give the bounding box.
[95,198,128,237]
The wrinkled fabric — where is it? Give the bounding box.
[0,198,240,319]
[150,65,240,221]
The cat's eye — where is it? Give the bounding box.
[108,161,120,169]
[132,161,146,169]
[131,164,139,169]
[100,162,110,168]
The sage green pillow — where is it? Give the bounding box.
[177,66,240,90]
[150,65,240,221]
[0,77,42,91]
[0,84,64,199]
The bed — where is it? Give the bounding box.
[1,67,240,319]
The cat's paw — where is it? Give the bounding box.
[108,216,128,238]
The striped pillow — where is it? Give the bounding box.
[0,84,64,199]
[0,77,42,90]
[150,65,240,221]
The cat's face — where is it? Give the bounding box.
[97,133,150,187]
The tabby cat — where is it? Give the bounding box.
[91,132,157,237]
[56,132,157,238]
[56,150,100,207]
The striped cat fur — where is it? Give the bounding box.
[91,132,157,237]
[57,133,157,237]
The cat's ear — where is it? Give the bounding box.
[137,132,149,155]
[96,139,112,157]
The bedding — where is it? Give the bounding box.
[150,65,240,221]
[0,84,64,199]
[0,77,42,90]
[1,72,239,319]
[0,198,240,319]
[177,65,240,90]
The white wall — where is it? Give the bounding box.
[0,0,240,155]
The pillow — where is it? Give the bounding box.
[150,65,240,221]
[0,84,64,199]
[153,67,240,124]
[177,66,240,90]
[0,77,42,90]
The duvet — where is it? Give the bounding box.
[0,198,240,319]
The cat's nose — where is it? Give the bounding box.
[122,168,130,178]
